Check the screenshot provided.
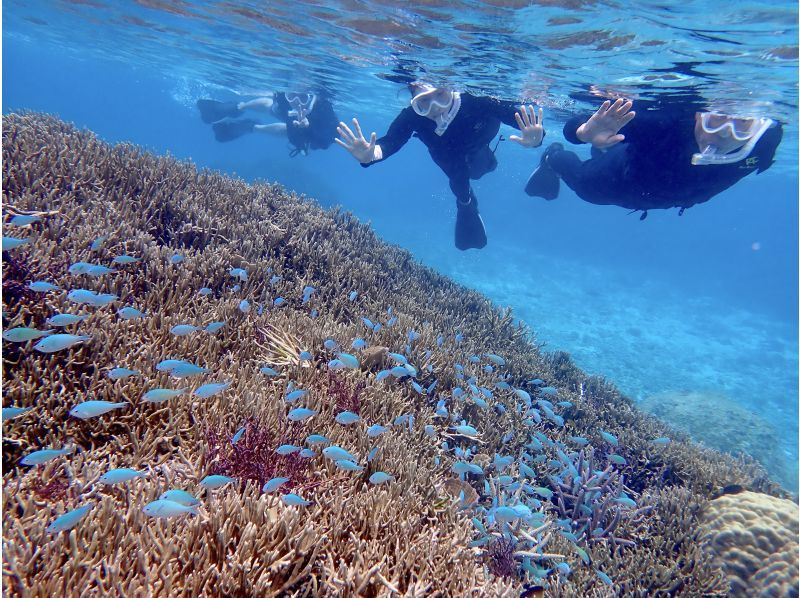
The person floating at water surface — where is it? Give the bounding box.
[336,83,546,250]
[525,96,782,219]
[197,92,339,156]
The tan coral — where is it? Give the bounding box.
[700,490,799,597]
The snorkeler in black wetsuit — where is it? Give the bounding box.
[197,92,339,156]
[336,83,546,250]
[525,96,783,219]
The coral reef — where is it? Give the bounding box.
[700,489,799,597]
[640,389,795,489]
[1,113,793,596]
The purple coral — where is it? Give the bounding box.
[205,419,311,490]
[32,476,70,501]
[486,536,518,578]
[328,371,364,415]
[550,448,652,548]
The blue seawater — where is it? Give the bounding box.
[3,1,797,489]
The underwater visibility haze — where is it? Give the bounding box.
[2,1,799,596]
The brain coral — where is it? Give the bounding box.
[0,113,791,596]
[700,490,799,597]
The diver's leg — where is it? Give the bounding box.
[211,118,259,143]
[444,166,487,250]
[549,145,628,206]
[466,145,499,180]
[524,143,565,200]
[197,99,243,124]
[253,123,288,136]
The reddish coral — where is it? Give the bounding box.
[328,372,364,415]
[487,536,517,578]
[32,477,70,501]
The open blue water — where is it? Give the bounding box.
[4,1,798,489]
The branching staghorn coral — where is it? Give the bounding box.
[1,113,791,597]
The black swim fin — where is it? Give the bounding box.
[524,143,563,200]
[211,118,257,143]
[454,194,487,250]
[197,99,242,124]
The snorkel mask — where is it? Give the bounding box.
[692,112,774,166]
[286,92,317,125]
[410,84,454,117]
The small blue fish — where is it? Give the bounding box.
[287,408,317,422]
[386,316,397,326]
[407,329,420,342]
[322,446,357,462]
[454,333,464,343]
[112,255,140,264]
[376,369,391,382]
[351,338,366,350]
[199,287,212,296]
[2,406,32,421]
[323,339,337,350]
[28,281,60,292]
[335,411,361,425]
[238,300,250,313]
[263,477,291,493]
[451,462,483,476]
[367,447,379,462]
[231,426,246,445]
[229,267,248,281]
[348,291,358,302]
[282,493,311,507]
[143,499,198,518]
[8,214,41,226]
[366,424,389,437]
[87,265,116,277]
[69,262,93,275]
[306,434,329,445]
[451,424,478,437]
[199,474,234,489]
[90,236,106,251]
[298,448,315,458]
[155,359,187,372]
[608,454,627,466]
[600,431,619,446]
[170,363,210,378]
[160,489,200,506]
[336,352,360,369]
[170,254,184,264]
[361,317,374,330]
[260,366,279,376]
[569,436,589,446]
[387,352,408,365]
[614,496,637,508]
[309,309,319,318]
[33,334,90,353]
[69,400,128,419]
[194,381,231,399]
[596,570,612,585]
[20,447,74,466]
[334,459,364,472]
[2,327,53,342]
[46,505,93,533]
[302,286,315,304]
[285,389,308,403]
[274,297,286,307]
[532,486,554,499]
[118,307,146,320]
[205,321,225,333]
[390,366,409,378]
[46,313,88,327]
[652,437,671,445]
[557,401,573,408]
[483,353,505,366]
[276,444,301,455]
[170,324,199,336]
[142,388,188,403]
[2,236,31,250]
[299,350,313,361]
[67,289,117,306]
[369,472,394,485]
[98,468,146,485]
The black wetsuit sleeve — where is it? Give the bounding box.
[361,108,417,167]
[563,115,590,145]
[471,96,522,128]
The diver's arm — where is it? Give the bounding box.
[571,99,636,149]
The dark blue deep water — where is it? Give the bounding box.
[4,1,798,489]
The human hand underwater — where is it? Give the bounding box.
[510,105,544,148]
[335,118,379,164]
[576,98,636,149]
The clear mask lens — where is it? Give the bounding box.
[411,89,452,116]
